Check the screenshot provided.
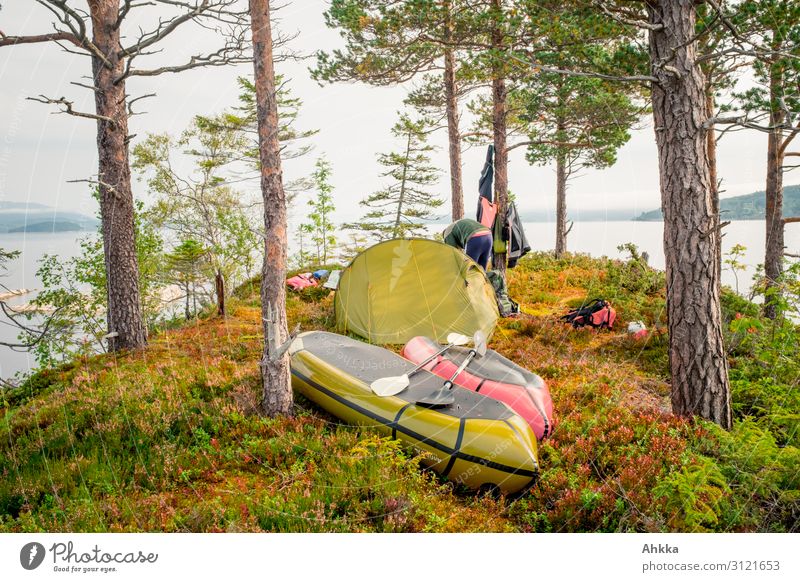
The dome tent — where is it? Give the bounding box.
[335,238,499,344]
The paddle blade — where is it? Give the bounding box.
[473,330,488,357]
[445,333,470,346]
[416,387,456,408]
[370,375,409,396]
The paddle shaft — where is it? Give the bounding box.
[442,348,478,390]
[404,342,454,377]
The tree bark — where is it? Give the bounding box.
[89,0,147,352]
[215,269,226,317]
[764,67,785,319]
[490,0,507,275]
[444,48,464,221]
[250,0,293,417]
[706,90,721,288]
[555,152,568,258]
[648,0,731,429]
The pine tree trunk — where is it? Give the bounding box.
[555,152,568,259]
[89,0,147,352]
[490,0,507,275]
[184,282,191,320]
[393,132,412,236]
[648,0,731,429]
[215,269,226,317]
[706,90,721,287]
[443,7,464,222]
[250,0,293,417]
[764,69,785,319]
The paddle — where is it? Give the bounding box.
[370,333,472,396]
[416,330,488,408]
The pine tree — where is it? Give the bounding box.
[515,76,640,257]
[731,0,800,318]
[165,240,207,320]
[250,0,293,417]
[313,0,470,220]
[346,114,442,240]
[301,158,337,264]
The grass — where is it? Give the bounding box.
[1,251,797,532]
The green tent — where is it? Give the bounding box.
[335,238,499,344]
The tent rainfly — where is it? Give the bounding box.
[335,238,499,344]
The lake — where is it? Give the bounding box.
[0,232,85,379]
[0,221,797,378]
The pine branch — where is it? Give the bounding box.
[591,1,663,32]
[27,95,116,126]
[507,53,659,85]
[0,30,81,48]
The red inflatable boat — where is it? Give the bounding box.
[402,336,555,440]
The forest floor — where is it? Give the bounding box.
[1,252,797,532]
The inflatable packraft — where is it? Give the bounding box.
[289,331,539,495]
[402,336,555,440]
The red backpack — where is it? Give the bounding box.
[561,298,616,329]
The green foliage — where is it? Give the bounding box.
[301,158,338,264]
[132,118,262,302]
[203,76,317,197]
[732,0,800,121]
[653,457,730,532]
[724,244,748,295]
[344,112,443,240]
[313,1,454,86]
[697,420,800,531]
[165,239,208,320]
[21,194,163,368]
[517,74,639,170]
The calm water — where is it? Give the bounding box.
[0,221,796,378]
[0,232,85,378]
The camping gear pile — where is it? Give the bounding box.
[286,269,330,291]
[561,298,616,329]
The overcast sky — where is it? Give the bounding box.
[0,0,776,225]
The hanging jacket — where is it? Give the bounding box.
[506,201,531,268]
[476,145,497,228]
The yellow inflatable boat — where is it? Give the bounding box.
[289,331,539,495]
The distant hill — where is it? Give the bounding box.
[0,201,50,210]
[0,202,97,233]
[634,184,800,221]
[9,221,83,233]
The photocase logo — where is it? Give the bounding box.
[20,542,46,570]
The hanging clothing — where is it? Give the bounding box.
[506,201,531,268]
[476,145,496,228]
